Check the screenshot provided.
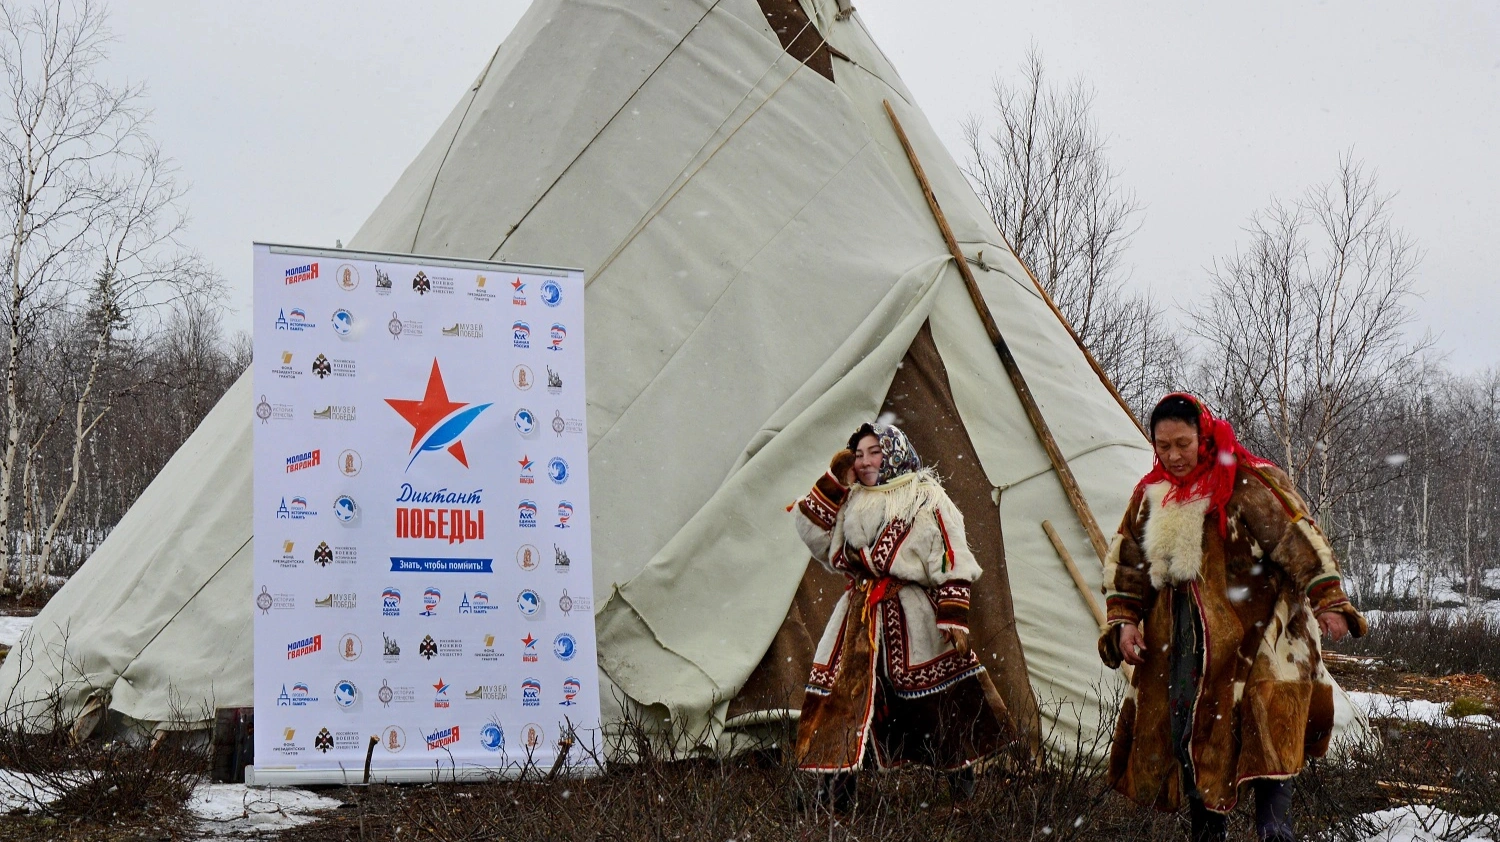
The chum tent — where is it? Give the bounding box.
[0,0,1367,755]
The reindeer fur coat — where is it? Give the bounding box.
[1099,465,1368,813]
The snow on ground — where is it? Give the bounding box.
[188,783,343,836]
[0,770,341,836]
[0,768,72,812]
[1363,604,1500,626]
[1362,561,1469,606]
[1355,561,1500,619]
[1348,692,1496,728]
[0,614,33,647]
[1352,805,1496,841]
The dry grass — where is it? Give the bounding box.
[264,689,1500,842]
[0,639,207,839]
[1339,611,1500,678]
[0,616,1496,840]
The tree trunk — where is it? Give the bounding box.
[29,323,109,597]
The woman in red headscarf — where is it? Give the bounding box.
[1099,394,1367,842]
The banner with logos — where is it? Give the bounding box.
[252,243,598,782]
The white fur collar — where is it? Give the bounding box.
[836,468,948,549]
[846,468,944,527]
[1141,481,1211,589]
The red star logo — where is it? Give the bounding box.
[385,359,473,467]
[518,454,533,472]
[510,277,525,292]
[521,634,536,648]
[433,677,448,694]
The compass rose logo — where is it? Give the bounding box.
[385,359,492,471]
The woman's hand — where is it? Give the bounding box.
[1317,610,1350,643]
[1118,623,1147,666]
[829,449,856,487]
[943,628,970,657]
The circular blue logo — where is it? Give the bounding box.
[333,495,359,524]
[331,308,354,337]
[480,722,504,751]
[514,408,536,436]
[517,589,541,617]
[540,279,562,307]
[553,633,576,661]
[547,457,569,484]
[334,680,358,708]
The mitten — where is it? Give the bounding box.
[829,449,855,486]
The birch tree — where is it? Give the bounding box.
[961,48,1182,417]
[0,0,216,594]
[1192,154,1431,533]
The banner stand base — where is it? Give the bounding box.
[245,762,604,787]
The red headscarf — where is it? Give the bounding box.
[1137,393,1275,535]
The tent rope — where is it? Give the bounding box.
[110,533,253,689]
[410,45,506,252]
[882,99,1112,565]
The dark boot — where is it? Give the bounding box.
[946,767,976,803]
[1188,797,1228,842]
[1254,779,1295,841]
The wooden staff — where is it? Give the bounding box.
[1043,519,1132,681]
[1042,520,1106,629]
[882,99,1110,563]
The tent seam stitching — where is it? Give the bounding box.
[581,25,829,287]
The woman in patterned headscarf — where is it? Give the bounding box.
[790,422,1013,811]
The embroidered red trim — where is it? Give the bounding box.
[866,518,914,576]
[934,510,957,573]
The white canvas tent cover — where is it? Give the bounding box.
[0,0,1367,752]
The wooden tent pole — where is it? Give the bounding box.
[1042,520,1106,629]
[883,100,1111,563]
[997,241,1147,439]
[1043,519,1131,681]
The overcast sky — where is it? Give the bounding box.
[105,1,1498,371]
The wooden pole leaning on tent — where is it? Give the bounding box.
[1042,519,1133,681]
[881,99,1111,564]
[995,242,1147,440]
[1041,520,1106,629]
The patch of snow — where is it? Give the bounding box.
[1348,692,1496,729]
[0,615,32,647]
[0,768,94,812]
[1359,562,1468,607]
[1352,805,1495,841]
[0,769,55,811]
[0,770,340,835]
[188,783,342,834]
[1364,603,1500,626]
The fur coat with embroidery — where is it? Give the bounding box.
[791,467,1011,773]
[1098,464,1368,813]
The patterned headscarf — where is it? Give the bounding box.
[847,422,922,485]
